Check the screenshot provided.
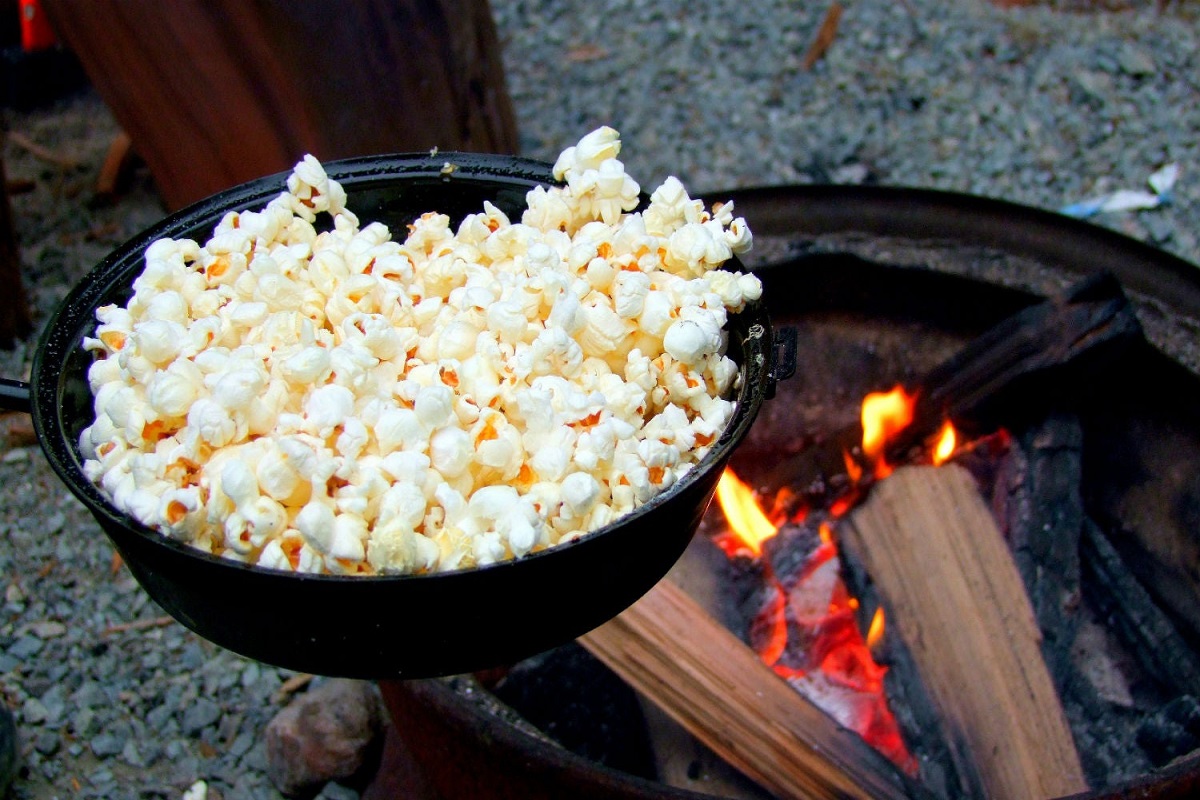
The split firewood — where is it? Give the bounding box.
[840,464,1088,800]
[579,578,926,800]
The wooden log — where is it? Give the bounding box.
[43,0,519,209]
[638,535,789,798]
[1081,517,1200,698]
[840,464,1088,800]
[578,578,924,800]
[993,413,1086,678]
[0,149,32,349]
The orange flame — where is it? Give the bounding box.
[932,420,957,466]
[712,474,918,775]
[866,607,886,650]
[843,449,863,485]
[860,385,915,478]
[715,469,778,556]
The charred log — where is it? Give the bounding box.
[762,273,1143,511]
[1138,696,1200,769]
[992,412,1086,678]
[1082,519,1200,700]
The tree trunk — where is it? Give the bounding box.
[43,0,519,210]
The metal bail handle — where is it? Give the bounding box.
[0,378,31,414]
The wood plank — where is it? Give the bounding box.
[579,578,923,800]
[841,464,1087,800]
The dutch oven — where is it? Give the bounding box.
[0,153,779,679]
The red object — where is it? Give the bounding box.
[19,0,57,52]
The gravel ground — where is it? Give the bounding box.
[0,1,1197,799]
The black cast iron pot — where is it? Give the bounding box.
[0,153,777,679]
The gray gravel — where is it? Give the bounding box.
[0,1,1198,798]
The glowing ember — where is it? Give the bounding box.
[866,607,886,650]
[860,385,916,478]
[714,469,778,556]
[708,382,1007,777]
[714,467,918,775]
[932,420,957,466]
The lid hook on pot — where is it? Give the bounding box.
[769,326,798,398]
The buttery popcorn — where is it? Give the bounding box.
[80,127,761,575]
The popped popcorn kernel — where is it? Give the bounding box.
[83,129,761,574]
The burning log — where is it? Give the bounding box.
[840,463,1088,800]
[578,578,928,800]
[764,273,1142,509]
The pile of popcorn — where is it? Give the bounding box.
[80,127,762,575]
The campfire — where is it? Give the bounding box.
[560,272,1200,798]
[703,381,1069,798]
[707,385,943,778]
[375,257,1200,800]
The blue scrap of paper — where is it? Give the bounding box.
[1060,163,1179,219]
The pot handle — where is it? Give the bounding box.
[0,378,31,414]
[768,326,798,398]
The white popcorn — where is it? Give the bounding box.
[375,408,428,454]
[430,426,472,479]
[414,384,455,430]
[328,514,368,565]
[188,398,238,448]
[296,501,336,553]
[146,361,204,419]
[367,519,439,574]
[663,308,724,367]
[304,384,355,437]
[561,472,601,517]
[83,129,761,575]
[212,364,268,411]
[281,345,331,385]
[255,443,305,503]
[553,126,622,179]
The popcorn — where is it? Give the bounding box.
[81,127,761,575]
